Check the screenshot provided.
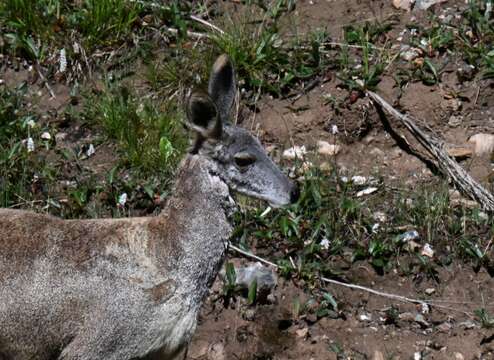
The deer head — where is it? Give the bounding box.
[185,54,298,207]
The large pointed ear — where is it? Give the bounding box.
[208,54,236,123]
[186,91,222,140]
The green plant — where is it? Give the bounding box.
[86,84,187,174]
[475,308,494,329]
[70,0,141,45]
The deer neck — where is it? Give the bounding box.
[158,154,235,306]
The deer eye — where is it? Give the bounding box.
[234,152,256,168]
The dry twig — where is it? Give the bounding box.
[367,90,494,212]
[228,244,472,315]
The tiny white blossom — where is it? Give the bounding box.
[320,238,330,250]
[27,119,36,128]
[59,48,67,73]
[331,124,338,135]
[86,144,95,157]
[26,137,35,152]
[41,132,51,140]
[118,193,128,207]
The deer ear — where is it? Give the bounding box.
[208,54,236,123]
[186,92,222,140]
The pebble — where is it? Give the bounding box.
[397,230,420,243]
[437,322,452,332]
[356,187,378,197]
[317,141,341,156]
[448,115,463,127]
[454,353,465,360]
[421,243,435,258]
[283,145,307,160]
[235,262,277,292]
[296,327,309,338]
[424,288,435,295]
[468,133,494,156]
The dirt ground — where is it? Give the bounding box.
[187,1,494,359]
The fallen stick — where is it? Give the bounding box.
[228,243,472,315]
[367,90,494,212]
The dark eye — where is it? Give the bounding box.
[234,152,256,168]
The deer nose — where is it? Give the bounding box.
[290,183,300,203]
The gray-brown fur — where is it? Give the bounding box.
[0,55,297,360]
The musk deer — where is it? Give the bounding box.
[0,54,298,360]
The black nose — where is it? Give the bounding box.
[290,183,300,203]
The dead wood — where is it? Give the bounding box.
[367,90,494,212]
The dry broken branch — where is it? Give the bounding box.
[367,90,494,212]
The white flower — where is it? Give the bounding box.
[86,144,95,157]
[41,132,51,140]
[27,119,36,128]
[26,137,35,152]
[331,124,338,135]
[320,238,330,250]
[118,193,128,207]
[59,48,67,73]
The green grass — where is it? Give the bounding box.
[0,83,57,207]
[232,166,494,286]
[83,84,187,174]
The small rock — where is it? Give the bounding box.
[359,313,372,322]
[397,230,420,243]
[415,0,447,10]
[421,243,434,258]
[414,313,429,327]
[235,262,277,293]
[283,145,307,160]
[425,288,435,295]
[401,47,421,61]
[399,312,415,322]
[454,353,465,360]
[448,115,463,127]
[437,322,452,332]
[351,175,367,185]
[373,211,387,223]
[296,327,309,338]
[243,308,256,321]
[458,320,476,329]
[393,0,413,10]
[468,133,494,156]
[441,98,462,112]
[317,141,341,156]
[356,187,378,197]
[373,350,385,360]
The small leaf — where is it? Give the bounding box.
[247,279,257,305]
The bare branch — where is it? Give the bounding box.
[367,90,494,212]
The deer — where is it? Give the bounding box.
[0,54,299,360]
